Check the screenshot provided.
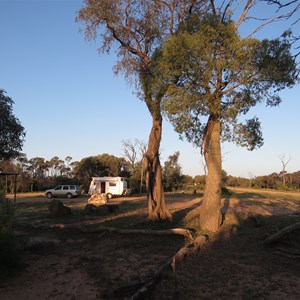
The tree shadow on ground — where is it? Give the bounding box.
[230,191,269,199]
[2,192,300,299]
[149,213,300,300]
[99,201,201,230]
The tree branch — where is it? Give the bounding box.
[262,222,300,245]
[236,0,255,29]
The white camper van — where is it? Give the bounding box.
[88,177,130,199]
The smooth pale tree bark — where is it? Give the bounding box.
[200,117,222,232]
[159,4,298,232]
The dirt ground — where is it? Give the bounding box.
[1,189,300,299]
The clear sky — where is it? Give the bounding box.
[0,0,299,178]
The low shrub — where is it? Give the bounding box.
[0,191,22,270]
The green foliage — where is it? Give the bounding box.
[74,156,103,190]
[227,175,250,188]
[0,192,15,236]
[221,186,231,196]
[0,192,22,269]
[0,233,22,270]
[162,151,183,191]
[226,170,300,191]
[232,117,263,150]
[193,175,206,190]
[74,154,130,191]
[158,15,298,150]
[0,89,26,160]
[53,176,79,186]
[254,31,297,92]
[96,153,130,177]
[128,177,144,194]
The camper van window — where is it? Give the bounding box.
[109,182,117,187]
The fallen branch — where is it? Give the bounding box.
[262,222,300,245]
[95,227,194,242]
[127,235,208,300]
[272,247,300,258]
[106,280,143,299]
[48,224,195,242]
[173,236,207,261]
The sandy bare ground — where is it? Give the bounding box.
[1,189,299,299]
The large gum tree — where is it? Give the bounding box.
[158,5,298,231]
[77,0,209,221]
[0,89,25,160]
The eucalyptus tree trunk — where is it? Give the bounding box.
[143,115,172,221]
[200,116,222,232]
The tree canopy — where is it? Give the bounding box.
[77,0,299,228]
[0,90,25,161]
[160,16,298,152]
[154,9,298,231]
[76,0,208,221]
[73,153,130,189]
[163,151,182,191]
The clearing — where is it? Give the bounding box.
[1,188,300,299]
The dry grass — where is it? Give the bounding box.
[5,192,45,201]
[0,189,299,299]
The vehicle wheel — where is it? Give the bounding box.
[46,192,53,199]
[106,193,113,200]
[66,193,73,199]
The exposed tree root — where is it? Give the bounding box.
[30,220,194,243]
[272,247,300,258]
[47,224,195,242]
[126,235,208,300]
[106,280,143,299]
[96,227,194,242]
[29,221,207,298]
[262,222,300,245]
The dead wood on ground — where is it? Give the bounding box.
[126,235,208,300]
[45,224,195,241]
[262,222,300,245]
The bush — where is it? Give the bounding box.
[0,196,15,236]
[222,186,232,195]
[53,176,79,186]
[0,234,22,269]
[128,177,141,194]
[0,191,22,269]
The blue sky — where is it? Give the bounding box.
[0,0,299,178]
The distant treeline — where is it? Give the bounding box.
[0,153,299,194]
[226,172,300,191]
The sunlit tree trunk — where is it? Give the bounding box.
[143,115,172,221]
[200,117,222,232]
